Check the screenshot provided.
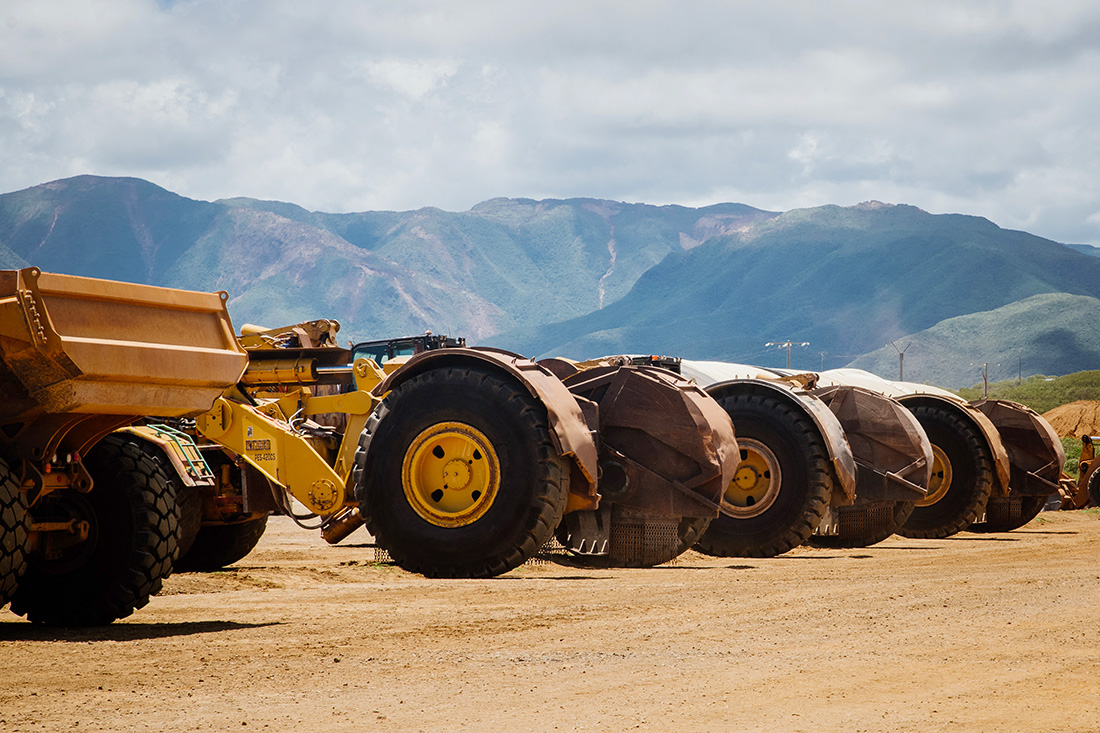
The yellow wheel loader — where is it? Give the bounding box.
[0,268,739,625]
[1059,435,1100,509]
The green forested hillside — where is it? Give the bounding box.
[847,293,1100,388]
[1068,244,1100,258]
[501,202,1100,373]
[956,370,1100,413]
[0,176,222,283]
[0,176,777,342]
[2,176,1099,383]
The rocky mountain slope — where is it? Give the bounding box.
[2,175,1098,388]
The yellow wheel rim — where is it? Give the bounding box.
[918,443,953,507]
[722,438,782,519]
[402,422,500,528]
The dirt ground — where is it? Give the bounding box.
[3,511,1100,733]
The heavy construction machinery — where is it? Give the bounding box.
[0,267,738,625]
[1058,434,1100,509]
[662,360,1061,556]
[235,323,737,575]
[537,357,739,566]
[538,356,930,558]
[0,268,247,624]
[677,361,931,556]
[169,325,468,571]
[817,369,1065,537]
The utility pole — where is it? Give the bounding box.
[971,362,997,398]
[765,340,809,370]
[889,341,910,381]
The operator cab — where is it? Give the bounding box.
[351,332,466,371]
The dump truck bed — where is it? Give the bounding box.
[0,267,247,423]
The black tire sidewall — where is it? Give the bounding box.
[0,456,28,609]
[11,434,179,626]
[1089,469,1100,507]
[697,394,831,557]
[175,483,204,559]
[174,515,268,571]
[361,367,564,576]
[900,406,992,538]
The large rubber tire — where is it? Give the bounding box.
[694,393,832,558]
[11,434,179,626]
[174,483,204,560]
[1,456,29,610]
[1089,469,1100,508]
[353,366,568,578]
[174,515,268,571]
[897,405,994,539]
[808,501,916,548]
[559,515,711,568]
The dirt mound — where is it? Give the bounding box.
[1042,400,1100,438]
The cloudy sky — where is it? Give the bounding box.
[2,0,1098,244]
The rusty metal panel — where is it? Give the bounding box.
[813,385,931,502]
[563,365,738,519]
[818,368,1012,497]
[971,399,1066,496]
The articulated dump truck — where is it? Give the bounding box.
[0,268,738,626]
[672,362,1064,557]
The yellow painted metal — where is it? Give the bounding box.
[237,319,341,350]
[118,425,215,488]
[722,438,782,518]
[0,267,247,476]
[401,422,500,528]
[246,358,384,482]
[0,267,247,421]
[196,395,347,516]
[918,444,953,507]
[241,357,319,385]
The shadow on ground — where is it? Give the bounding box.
[0,619,281,642]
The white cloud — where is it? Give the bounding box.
[0,0,1098,244]
[361,59,458,100]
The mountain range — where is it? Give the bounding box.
[2,175,1098,389]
